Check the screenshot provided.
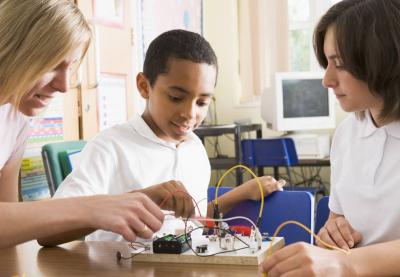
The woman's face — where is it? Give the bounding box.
[18,48,82,116]
[322,27,383,120]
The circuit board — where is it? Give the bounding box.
[131,236,285,266]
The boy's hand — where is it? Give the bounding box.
[240,176,285,201]
[136,180,195,218]
[317,216,362,250]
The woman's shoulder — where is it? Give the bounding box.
[0,104,28,127]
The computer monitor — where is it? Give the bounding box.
[261,72,335,132]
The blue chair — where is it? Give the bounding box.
[241,138,325,195]
[315,196,330,234]
[208,186,314,245]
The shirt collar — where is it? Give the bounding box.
[129,113,195,148]
[384,119,400,139]
[358,110,400,139]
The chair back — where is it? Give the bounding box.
[315,196,330,234]
[42,140,86,196]
[208,187,314,245]
[241,138,298,167]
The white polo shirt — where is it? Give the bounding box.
[330,112,400,246]
[0,104,29,171]
[54,114,211,241]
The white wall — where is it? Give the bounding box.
[203,0,348,187]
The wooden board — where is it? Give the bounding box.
[132,236,285,266]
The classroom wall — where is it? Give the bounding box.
[203,0,348,187]
[203,0,348,135]
[203,0,267,132]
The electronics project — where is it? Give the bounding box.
[125,222,285,266]
[117,165,342,267]
[115,165,286,266]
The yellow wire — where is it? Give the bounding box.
[263,220,351,277]
[214,165,351,277]
[214,164,264,219]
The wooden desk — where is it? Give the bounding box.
[0,240,265,276]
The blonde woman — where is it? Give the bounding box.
[0,0,163,248]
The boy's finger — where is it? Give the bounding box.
[182,196,194,218]
[175,197,184,218]
[277,179,286,187]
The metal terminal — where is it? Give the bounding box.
[224,234,233,250]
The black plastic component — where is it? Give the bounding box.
[152,234,192,254]
[196,244,208,253]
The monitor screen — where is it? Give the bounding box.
[282,79,329,118]
[261,72,335,131]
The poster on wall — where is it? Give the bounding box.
[97,73,128,131]
[21,96,64,201]
[139,0,203,59]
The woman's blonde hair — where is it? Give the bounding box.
[0,0,91,107]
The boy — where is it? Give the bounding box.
[39,30,283,245]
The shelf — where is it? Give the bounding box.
[209,158,237,169]
[194,123,263,185]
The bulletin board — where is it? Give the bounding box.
[97,73,128,131]
[21,96,64,201]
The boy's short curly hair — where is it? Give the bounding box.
[143,29,218,87]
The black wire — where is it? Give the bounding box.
[116,248,147,261]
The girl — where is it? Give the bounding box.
[261,0,400,276]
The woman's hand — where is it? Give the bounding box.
[85,192,164,241]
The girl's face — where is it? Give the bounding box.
[18,48,82,116]
[322,27,383,121]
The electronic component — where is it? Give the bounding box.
[224,234,234,250]
[152,234,192,254]
[249,228,257,253]
[196,244,208,253]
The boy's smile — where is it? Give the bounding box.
[137,58,217,145]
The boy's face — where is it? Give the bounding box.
[137,58,216,144]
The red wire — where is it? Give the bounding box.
[158,189,202,217]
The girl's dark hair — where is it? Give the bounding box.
[143,29,218,87]
[313,0,400,123]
